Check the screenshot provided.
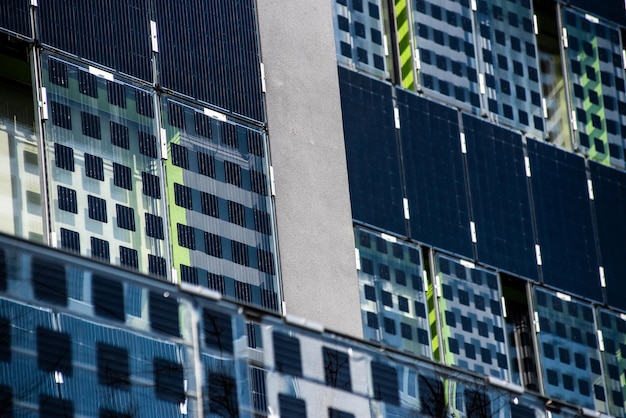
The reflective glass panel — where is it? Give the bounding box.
[162,97,279,312]
[597,308,626,417]
[0,45,43,241]
[355,226,431,359]
[411,0,481,111]
[435,253,511,381]
[562,7,626,169]
[534,287,606,411]
[474,0,545,137]
[333,0,389,79]
[42,53,167,276]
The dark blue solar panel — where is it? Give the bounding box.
[397,90,472,258]
[567,0,626,26]
[527,139,600,301]
[463,114,537,280]
[38,0,152,81]
[0,0,30,37]
[154,0,264,122]
[339,67,406,235]
[589,161,626,310]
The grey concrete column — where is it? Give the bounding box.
[256,0,363,338]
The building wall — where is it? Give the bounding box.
[2,0,626,416]
[256,0,363,337]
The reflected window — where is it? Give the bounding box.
[208,373,238,417]
[203,308,233,353]
[32,257,66,306]
[323,347,352,391]
[92,275,124,321]
[328,407,355,418]
[37,327,72,376]
[371,361,399,405]
[273,332,302,377]
[97,342,130,390]
[149,291,179,337]
[40,396,73,418]
[464,389,490,418]
[0,317,10,363]
[0,385,12,417]
[154,357,185,403]
[279,394,306,417]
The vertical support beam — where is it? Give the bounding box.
[256,0,363,337]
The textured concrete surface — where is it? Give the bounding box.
[256,0,363,337]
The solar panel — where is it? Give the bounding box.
[38,0,152,81]
[153,0,264,121]
[397,90,473,257]
[563,7,626,169]
[463,114,537,280]
[161,97,278,312]
[0,0,31,38]
[332,0,388,79]
[534,287,605,411]
[589,161,626,310]
[43,54,167,277]
[474,0,545,137]
[527,139,601,302]
[597,308,626,417]
[435,254,511,380]
[410,0,481,111]
[339,67,406,235]
[355,227,431,359]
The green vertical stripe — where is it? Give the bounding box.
[166,131,190,283]
[395,0,415,90]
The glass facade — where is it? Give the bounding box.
[0,233,603,418]
[355,227,431,359]
[435,254,511,381]
[162,97,279,311]
[334,0,626,416]
[0,1,280,313]
[2,0,626,417]
[43,54,167,274]
[562,7,626,168]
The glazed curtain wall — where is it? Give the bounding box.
[340,68,626,309]
[2,0,264,122]
[39,53,279,312]
[0,1,279,312]
[0,232,606,418]
[334,0,626,170]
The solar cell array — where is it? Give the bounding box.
[333,0,389,79]
[0,0,30,38]
[341,69,617,306]
[436,254,511,380]
[563,8,626,168]
[534,287,606,411]
[463,114,537,280]
[355,227,431,359]
[398,90,473,258]
[339,67,406,235]
[43,54,168,276]
[37,0,265,123]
